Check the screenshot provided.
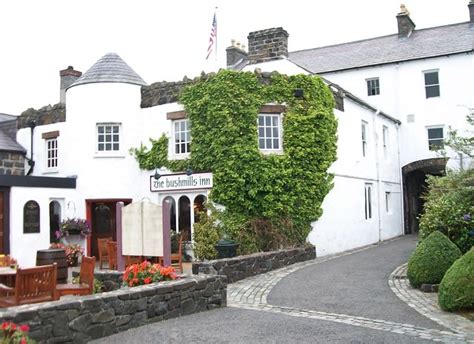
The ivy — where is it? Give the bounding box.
[132,70,338,248]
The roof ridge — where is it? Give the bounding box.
[290,21,470,55]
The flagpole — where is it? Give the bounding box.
[215,7,218,62]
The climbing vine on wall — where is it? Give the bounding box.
[132,69,338,249]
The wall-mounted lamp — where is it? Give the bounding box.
[154,169,161,180]
[294,88,304,98]
[186,167,193,176]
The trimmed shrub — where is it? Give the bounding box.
[192,208,221,261]
[407,231,462,288]
[438,248,474,311]
[419,168,474,253]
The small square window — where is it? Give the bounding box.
[366,78,380,96]
[97,123,120,152]
[424,71,440,98]
[427,127,444,150]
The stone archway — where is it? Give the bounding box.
[402,158,447,234]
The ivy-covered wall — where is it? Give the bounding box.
[133,70,337,248]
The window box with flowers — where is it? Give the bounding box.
[55,218,91,240]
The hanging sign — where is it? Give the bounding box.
[150,172,213,192]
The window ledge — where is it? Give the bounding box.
[260,149,284,155]
[169,153,190,160]
[94,153,126,159]
[43,169,59,175]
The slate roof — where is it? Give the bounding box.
[0,114,26,153]
[289,22,473,74]
[69,53,147,89]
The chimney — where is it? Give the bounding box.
[469,0,474,24]
[226,39,249,68]
[396,4,415,38]
[60,66,82,104]
[247,27,288,65]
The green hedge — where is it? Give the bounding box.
[419,168,474,253]
[407,231,462,288]
[438,248,474,311]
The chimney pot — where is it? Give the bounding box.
[469,0,474,24]
[396,5,415,38]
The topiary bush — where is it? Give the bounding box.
[438,247,474,311]
[419,168,474,253]
[192,207,221,260]
[407,231,462,288]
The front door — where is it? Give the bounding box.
[87,199,131,258]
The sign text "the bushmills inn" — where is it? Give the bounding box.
[150,172,213,192]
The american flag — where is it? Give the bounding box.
[206,12,217,60]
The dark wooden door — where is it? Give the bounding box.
[91,202,116,259]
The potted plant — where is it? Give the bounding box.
[215,233,239,259]
[49,242,84,267]
[55,218,91,239]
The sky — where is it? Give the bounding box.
[0,0,470,116]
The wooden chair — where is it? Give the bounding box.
[125,255,142,267]
[55,256,95,298]
[159,233,183,273]
[0,263,58,308]
[97,237,112,269]
[107,241,118,270]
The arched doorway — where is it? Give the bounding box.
[163,196,176,232]
[178,196,191,241]
[49,201,61,243]
[193,195,207,223]
[402,158,447,234]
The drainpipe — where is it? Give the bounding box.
[373,110,382,242]
[396,124,404,236]
[26,120,36,175]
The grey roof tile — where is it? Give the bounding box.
[0,129,25,153]
[0,113,17,122]
[289,22,473,73]
[69,53,147,89]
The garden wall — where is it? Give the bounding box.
[0,275,226,343]
[192,245,316,283]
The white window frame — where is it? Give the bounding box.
[427,126,444,151]
[423,70,440,98]
[365,183,373,220]
[382,125,388,157]
[258,113,283,154]
[366,78,380,96]
[361,121,368,157]
[45,137,58,171]
[170,119,191,159]
[96,123,121,156]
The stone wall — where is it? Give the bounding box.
[0,275,226,343]
[247,27,289,65]
[18,103,65,129]
[0,152,25,175]
[192,246,315,283]
[141,71,344,112]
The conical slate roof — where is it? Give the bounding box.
[68,53,147,89]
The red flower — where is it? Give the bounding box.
[1,321,9,330]
[19,324,29,332]
[20,337,27,344]
[144,277,152,284]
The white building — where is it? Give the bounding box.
[6,2,472,265]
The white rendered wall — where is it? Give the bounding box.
[309,99,402,256]
[320,53,474,170]
[9,187,79,268]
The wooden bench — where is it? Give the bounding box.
[56,256,95,298]
[0,263,58,308]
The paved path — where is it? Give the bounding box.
[93,236,472,343]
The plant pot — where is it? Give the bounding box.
[215,239,239,259]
